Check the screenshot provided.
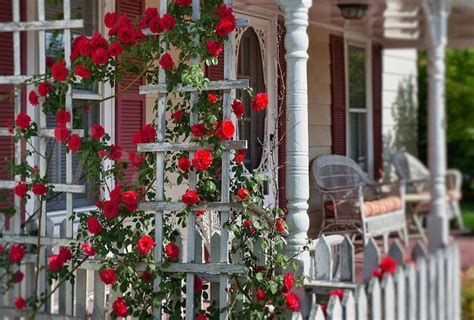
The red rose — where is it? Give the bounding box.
[13,270,24,283]
[149,17,163,33]
[141,271,153,282]
[178,157,191,172]
[129,152,144,167]
[275,217,286,233]
[171,110,184,122]
[162,13,176,31]
[32,183,48,196]
[122,190,139,212]
[104,12,117,28]
[14,296,26,310]
[99,268,117,285]
[15,113,31,130]
[164,242,180,261]
[191,123,207,138]
[67,134,81,153]
[108,42,123,57]
[252,93,269,111]
[90,124,105,140]
[137,235,155,255]
[232,99,244,118]
[192,150,213,171]
[141,124,156,142]
[87,216,102,235]
[9,244,25,263]
[29,90,39,106]
[109,144,122,161]
[52,60,68,81]
[282,272,295,292]
[217,4,233,17]
[182,189,200,206]
[159,53,174,70]
[207,93,219,103]
[237,187,249,201]
[110,184,123,202]
[90,33,107,48]
[234,149,246,164]
[256,289,265,301]
[98,150,106,158]
[243,220,255,234]
[194,275,203,294]
[196,210,205,217]
[217,119,234,140]
[329,289,345,299]
[55,109,71,125]
[14,182,28,198]
[54,126,69,142]
[372,267,383,279]
[74,64,91,79]
[215,16,236,37]
[103,200,120,219]
[49,254,64,272]
[118,27,136,45]
[37,81,52,97]
[145,7,158,19]
[176,0,192,6]
[379,256,397,274]
[206,40,223,57]
[58,247,72,262]
[92,48,109,65]
[81,243,96,256]
[283,292,300,311]
[196,315,207,320]
[113,297,128,317]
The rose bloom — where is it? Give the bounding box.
[178,157,191,172]
[182,189,200,206]
[164,242,180,261]
[14,296,26,310]
[176,0,192,6]
[49,254,64,272]
[149,17,163,33]
[87,216,102,235]
[129,152,144,167]
[13,270,24,283]
[217,120,234,140]
[162,13,176,30]
[97,150,106,158]
[196,210,205,217]
[52,60,68,81]
[38,81,52,97]
[74,64,91,79]
[59,247,72,262]
[15,113,31,130]
[141,124,156,142]
[252,92,269,111]
[283,292,300,311]
[118,27,136,45]
[171,110,184,122]
[159,52,174,70]
[275,217,286,233]
[113,297,128,317]
[32,183,48,196]
[236,187,250,201]
[54,126,70,142]
[194,275,203,294]
[256,289,265,301]
[55,109,71,125]
[109,144,122,161]
[9,244,25,263]
[232,99,244,118]
[29,90,39,106]
[92,48,109,65]
[372,267,383,279]
[196,315,207,320]
[215,16,236,37]
[14,182,28,198]
[67,134,81,153]
[207,93,219,103]
[329,289,345,299]
[108,42,123,57]
[90,124,105,140]
[81,243,96,256]
[104,12,117,28]
[192,150,213,171]
[141,271,153,282]
[99,268,117,285]
[137,235,155,255]
[234,149,246,164]
[282,272,295,292]
[191,123,207,138]
[206,40,223,57]
[110,184,123,202]
[217,4,233,17]
[103,200,120,219]
[379,256,397,274]
[122,190,139,212]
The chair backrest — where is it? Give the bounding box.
[391,152,430,182]
[311,154,372,191]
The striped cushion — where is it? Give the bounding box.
[363,196,402,217]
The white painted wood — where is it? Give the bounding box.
[416,257,428,320]
[405,263,417,320]
[355,285,368,320]
[340,236,355,282]
[367,278,382,320]
[0,19,83,31]
[363,238,380,283]
[210,232,221,306]
[394,267,406,320]
[445,246,454,319]
[412,241,428,261]
[315,235,333,280]
[74,269,87,317]
[137,140,247,152]
[388,239,404,265]
[138,201,242,212]
[91,271,105,319]
[139,79,249,94]
[342,290,355,320]
[381,274,396,320]
[436,249,446,319]
[327,296,343,320]
[427,255,437,320]
[453,244,461,320]
[0,181,85,194]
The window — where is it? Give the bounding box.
[347,44,369,171]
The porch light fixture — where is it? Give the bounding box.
[338,3,368,20]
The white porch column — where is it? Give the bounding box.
[424,0,450,251]
[278,0,312,275]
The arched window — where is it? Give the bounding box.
[237,28,266,172]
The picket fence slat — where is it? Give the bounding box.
[394,267,405,320]
[327,296,343,320]
[388,240,404,265]
[445,245,454,319]
[363,239,380,283]
[427,254,437,320]
[355,285,368,320]
[436,250,445,320]
[367,278,381,319]
[382,274,395,320]
[315,235,333,281]
[342,290,355,320]
[405,263,417,320]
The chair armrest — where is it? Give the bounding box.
[363,181,405,199]
[446,169,462,192]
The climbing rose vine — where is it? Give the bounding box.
[0,1,307,318]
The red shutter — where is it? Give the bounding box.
[329,34,346,156]
[205,53,224,80]
[115,0,145,183]
[277,21,287,210]
[372,43,383,179]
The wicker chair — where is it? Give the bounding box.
[391,152,465,238]
[310,154,407,251]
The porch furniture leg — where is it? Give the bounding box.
[413,213,428,243]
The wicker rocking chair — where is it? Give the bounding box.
[391,152,465,241]
[310,155,407,251]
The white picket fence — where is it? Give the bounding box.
[297,236,461,320]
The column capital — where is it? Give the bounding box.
[277,0,312,9]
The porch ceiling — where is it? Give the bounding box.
[235,0,474,49]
